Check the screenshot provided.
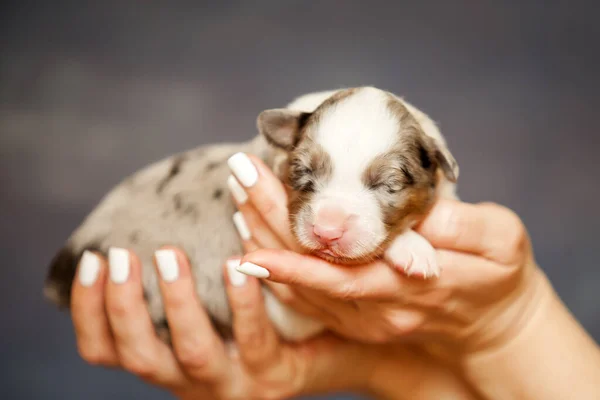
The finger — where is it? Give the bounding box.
[228,175,287,250]
[224,258,282,371]
[239,249,416,301]
[154,247,229,382]
[227,152,300,251]
[241,236,261,253]
[232,215,261,254]
[416,199,529,265]
[234,212,316,313]
[434,249,518,296]
[105,247,184,386]
[231,206,284,251]
[245,248,513,309]
[71,251,119,367]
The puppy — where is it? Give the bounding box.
[44,86,459,342]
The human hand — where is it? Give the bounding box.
[70,246,480,399]
[70,247,374,399]
[228,153,545,358]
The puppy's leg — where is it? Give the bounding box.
[384,229,440,279]
[262,288,325,342]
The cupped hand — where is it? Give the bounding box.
[70,247,372,399]
[228,153,547,357]
[70,245,480,399]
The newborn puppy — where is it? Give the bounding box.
[44,86,459,342]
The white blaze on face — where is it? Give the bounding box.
[309,87,400,256]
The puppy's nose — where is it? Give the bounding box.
[313,205,349,244]
[313,225,345,243]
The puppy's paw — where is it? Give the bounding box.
[384,229,440,279]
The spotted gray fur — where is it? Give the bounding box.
[44,135,275,340]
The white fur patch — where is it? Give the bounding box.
[262,288,325,342]
[310,87,400,252]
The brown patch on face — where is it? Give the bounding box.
[287,187,314,249]
[361,96,442,247]
[286,139,333,192]
[285,139,334,242]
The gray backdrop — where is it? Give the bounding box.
[1,1,599,399]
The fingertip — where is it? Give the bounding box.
[77,250,105,288]
[225,257,252,288]
[107,247,133,284]
[239,249,276,274]
[154,246,192,281]
[72,251,108,311]
[240,248,309,281]
[236,261,270,279]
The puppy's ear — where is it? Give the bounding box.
[257,109,311,151]
[419,136,459,183]
[434,145,459,182]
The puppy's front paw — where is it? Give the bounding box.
[384,230,440,279]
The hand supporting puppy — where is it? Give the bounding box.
[228,153,600,400]
[228,154,534,351]
[71,247,478,399]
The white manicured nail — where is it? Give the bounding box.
[79,250,101,287]
[227,152,258,187]
[108,247,130,284]
[236,262,270,279]
[227,175,248,204]
[155,249,179,282]
[226,259,247,287]
[233,211,251,241]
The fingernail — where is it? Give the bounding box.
[108,247,130,284]
[226,259,247,287]
[155,249,179,282]
[227,175,248,204]
[236,262,270,278]
[79,250,101,287]
[227,152,258,188]
[233,211,251,241]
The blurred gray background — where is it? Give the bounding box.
[1,1,599,399]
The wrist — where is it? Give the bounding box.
[462,267,600,399]
[462,261,547,356]
[300,337,380,397]
[367,345,481,400]
[366,345,426,400]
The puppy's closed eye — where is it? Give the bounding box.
[289,160,315,193]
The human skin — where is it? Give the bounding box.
[69,247,481,399]
[228,153,600,399]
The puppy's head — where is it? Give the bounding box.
[258,87,458,264]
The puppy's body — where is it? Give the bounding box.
[45,87,458,342]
